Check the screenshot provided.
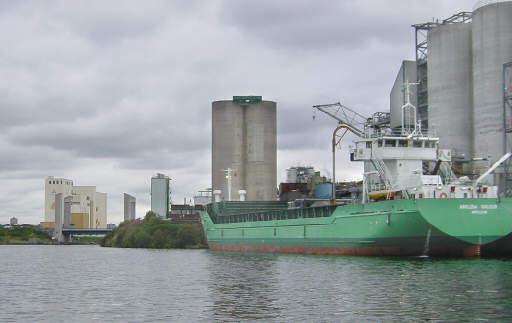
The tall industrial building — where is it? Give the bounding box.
[212,96,277,201]
[44,176,73,223]
[427,19,473,165]
[43,176,108,229]
[124,193,136,221]
[472,1,512,179]
[391,1,512,190]
[151,173,170,218]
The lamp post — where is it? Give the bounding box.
[224,168,233,201]
[332,125,349,205]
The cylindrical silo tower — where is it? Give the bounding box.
[244,100,277,200]
[212,100,245,201]
[427,21,474,165]
[212,97,277,201]
[472,1,512,182]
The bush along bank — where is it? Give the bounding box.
[100,211,206,249]
[0,226,52,244]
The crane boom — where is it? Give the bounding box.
[312,102,367,137]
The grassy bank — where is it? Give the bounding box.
[0,226,51,244]
[100,211,206,249]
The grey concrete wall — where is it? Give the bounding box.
[64,196,72,227]
[428,22,473,161]
[244,101,277,200]
[54,193,63,241]
[212,100,277,201]
[472,1,512,175]
[390,60,417,129]
[212,101,245,201]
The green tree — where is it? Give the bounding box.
[143,211,160,224]
[133,230,151,248]
[151,229,167,249]
[121,230,136,248]
[176,224,198,248]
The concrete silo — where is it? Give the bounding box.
[427,21,474,163]
[212,96,277,201]
[472,1,512,181]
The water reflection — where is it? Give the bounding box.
[1,246,512,322]
[206,252,282,321]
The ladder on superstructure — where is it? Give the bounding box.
[370,148,395,199]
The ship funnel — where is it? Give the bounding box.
[213,190,222,202]
[238,190,247,201]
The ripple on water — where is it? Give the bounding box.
[1,246,512,322]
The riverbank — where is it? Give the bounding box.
[0,226,52,245]
[100,211,206,249]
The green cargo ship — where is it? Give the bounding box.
[200,95,512,257]
[200,199,512,257]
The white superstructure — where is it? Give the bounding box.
[314,84,505,203]
[351,86,501,201]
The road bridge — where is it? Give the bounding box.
[60,228,113,242]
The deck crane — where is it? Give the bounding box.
[313,102,394,203]
[312,102,367,137]
[312,102,369,204]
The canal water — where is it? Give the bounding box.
[1,245,512,322]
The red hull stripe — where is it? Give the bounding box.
[210,243,419,257]
[209,244,481,257]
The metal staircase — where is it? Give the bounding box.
[370,149,397,199]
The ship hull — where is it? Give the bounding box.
[200,198,512,257]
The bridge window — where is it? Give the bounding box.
[378,140,383,147]
[413,141,422,148]
[366,142,372,148]
[398,140,408,147]
[385,140,396,147]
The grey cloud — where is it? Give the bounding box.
[0,0,476,223]
[219,0,474,51]
[118,148,211,170]
[6,112,209,159]
[0,137,77,175]
[219,0,407,51]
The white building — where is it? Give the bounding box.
[43,176,107,229]
[9,217,18,226]
[95,192,107,229]
[44,177,73,223]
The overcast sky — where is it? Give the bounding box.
[0,0,475,224]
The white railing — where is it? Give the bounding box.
[364,128,437,139]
